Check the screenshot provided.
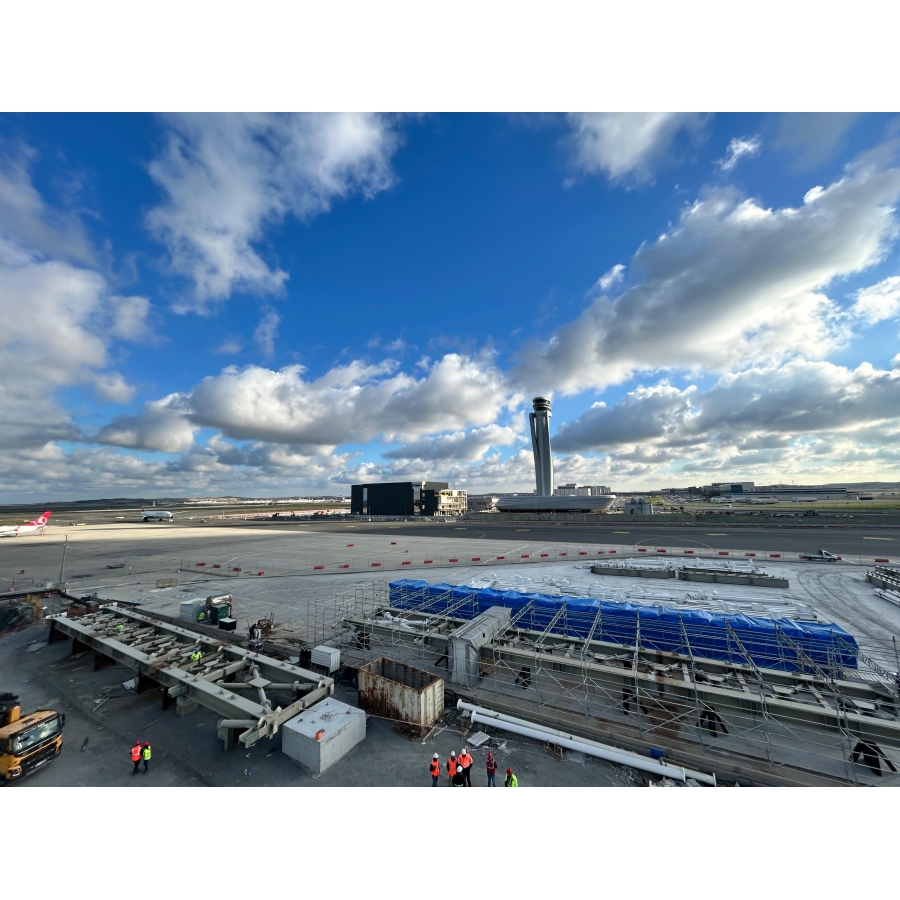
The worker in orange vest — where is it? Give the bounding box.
[131,740,142,775]
[446,750,457,786]
[429,753,441,786]
[458,747,473,787]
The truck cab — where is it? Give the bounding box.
[0,694,65,783]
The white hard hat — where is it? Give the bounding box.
[433,753,439,759]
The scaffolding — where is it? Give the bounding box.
[292,580,900,786]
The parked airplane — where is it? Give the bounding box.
[0,511,52,537]
[141,508,174,522]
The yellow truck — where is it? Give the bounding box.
[0,693,65,783]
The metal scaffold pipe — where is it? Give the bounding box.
[457,700,717,786]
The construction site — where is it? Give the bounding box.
[3,513,900,788]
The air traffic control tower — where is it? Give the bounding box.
[529,396,554,496]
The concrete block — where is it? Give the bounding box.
[281,697,365,776]
[176,695,198,715]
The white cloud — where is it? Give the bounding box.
[146,113,403,309]
[596,263,625,292]
[95,394,197,453]
[852,275,900,323]
[95,353,515,453]
[382,424,521,462]
[216,339,243,354]
[718,135,761,172]
[517,144,900,395]
[775,113,859,170]
[565,113,709,185]
[0,141,94,263]
[253,307,281,357]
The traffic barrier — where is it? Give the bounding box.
[875,558,890,563]
[257,571,265,576]
[768,554,780,558]
[449,558,459,562]
[232,567,241,572]
[579,551,588,556]
[718,552,729,556]
[424,559,434,564]
[212,564,221,568]
[391,542,396,545]
[559,552,567,557]
[521,554,530,558]
[637,548,647,553]
[745,553,756,557]
[471,557,481,562]
[497,556,505,560]
[347,543,354,547]
[339,564,349,569]
[656,549,666,553]
[540,553,549,557]
[402,560,412,566]
[684,550,694,554]
[196,562,206,567]
[371,562,382,567]
[313,565,324,570]
[609,550,617,554]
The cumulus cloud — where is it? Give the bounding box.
[94,353,516,454]
[553,360,900,485]
[517,143,900,395]
[565,113,710,185]
[775,113,859,170]
[718,136,761,172]
[595,263,625,292]
[852,275,900,323]
[382,424,521,462]
[95,394,197,453]
[146,113,403,308]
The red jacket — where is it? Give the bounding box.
[486,757,497,775]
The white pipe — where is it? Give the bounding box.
[458,700,716,786]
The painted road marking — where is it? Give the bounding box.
[707,533,727,536]
[455,528,466,530]
[515,529,530,532]
[863,536,894,540]
[613,531,629,534]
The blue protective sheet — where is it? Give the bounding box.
[388,579,858,673]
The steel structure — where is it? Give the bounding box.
[294,581,900,786]
[47,605,334,749]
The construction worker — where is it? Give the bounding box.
[446,750,457,786]
[190,648,202,663]
[429,753,441,786]
[142,741,152,773]
[505,767,518,787]
[458,746,473,786]
[197,610,206,623]
[452,764,466,787]
[131,741,142,775]
[486,751,497,787]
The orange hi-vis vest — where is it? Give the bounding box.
[131,744,142,762]
[458,752,473,769]
[447,757,457,775]
[430,759,441,777]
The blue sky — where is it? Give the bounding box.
[2,112,900,500]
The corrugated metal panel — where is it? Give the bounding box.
[311,645,341,672]
[357,657,444,732]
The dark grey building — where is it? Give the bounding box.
[351,481,449,516]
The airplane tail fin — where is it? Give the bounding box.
[28,511,52,526]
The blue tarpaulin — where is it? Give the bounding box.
[388,579,858,673]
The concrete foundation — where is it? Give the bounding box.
[281,697,365,776]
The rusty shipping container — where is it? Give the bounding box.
[357,657,444,733]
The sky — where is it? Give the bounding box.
[2,112,900,501]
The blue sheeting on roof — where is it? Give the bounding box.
[388,579,858,673]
